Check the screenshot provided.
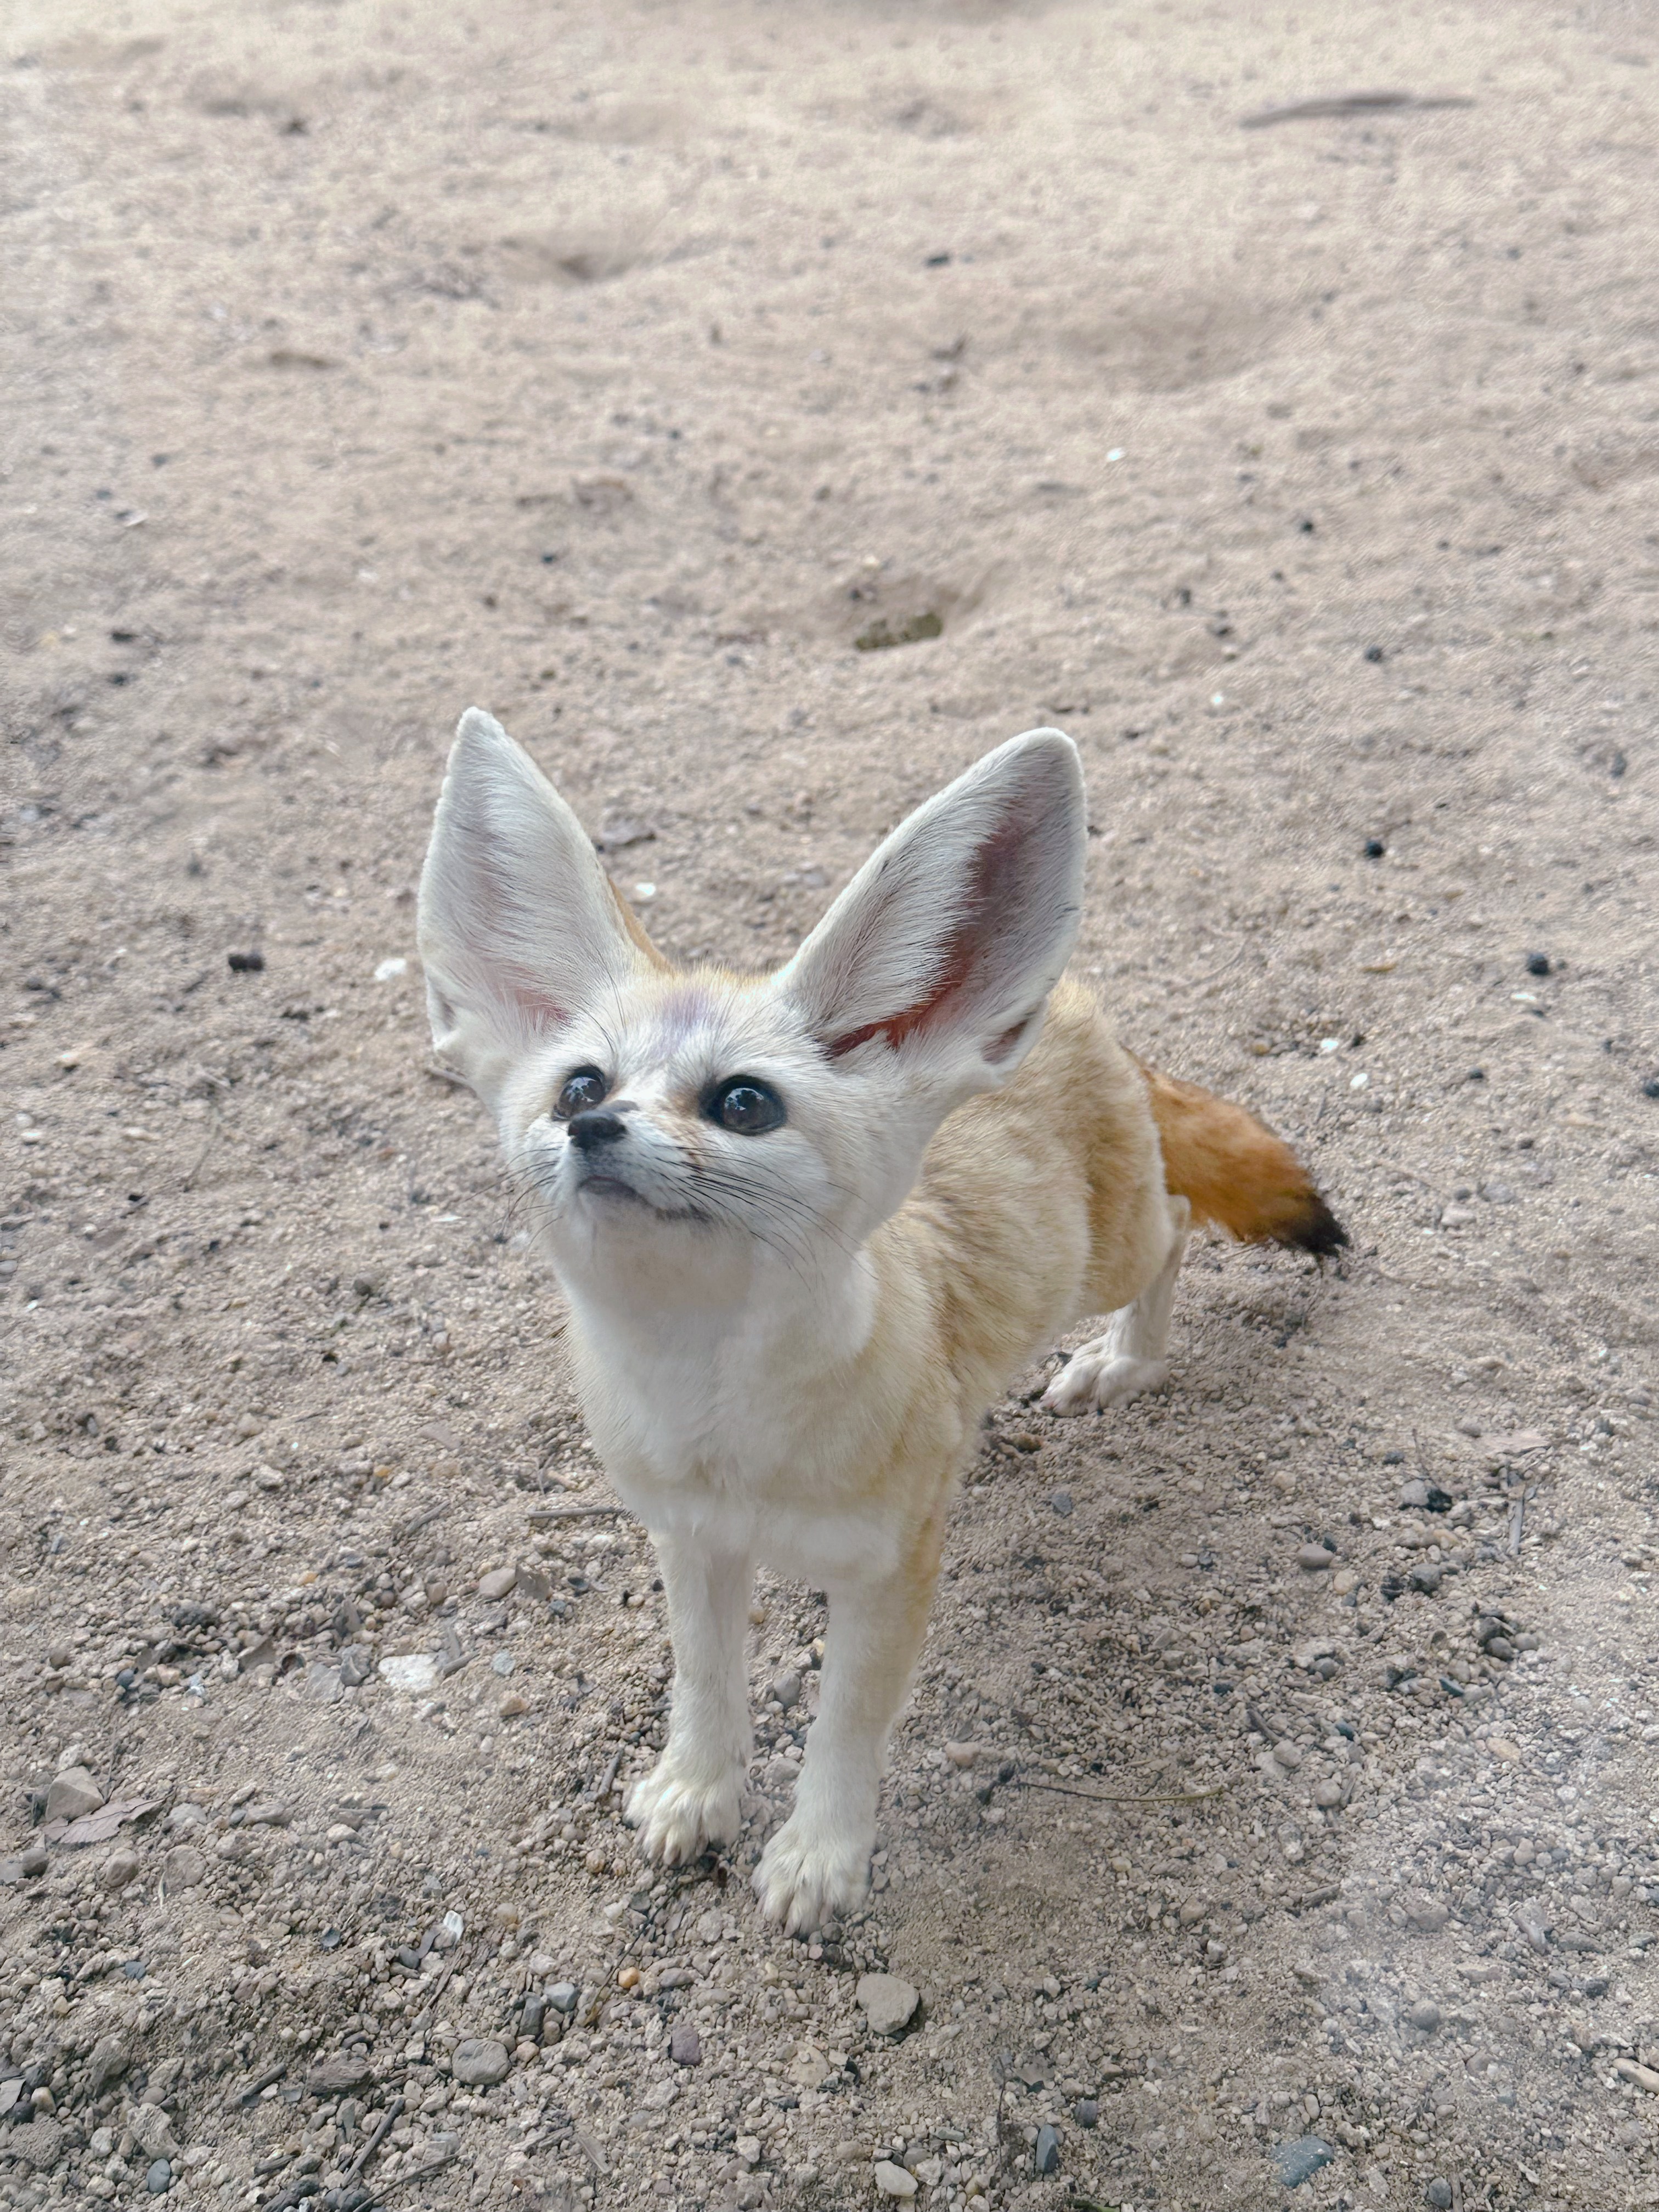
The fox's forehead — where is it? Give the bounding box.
[606,969,804,1081]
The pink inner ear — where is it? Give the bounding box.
[826,814,1027,1059]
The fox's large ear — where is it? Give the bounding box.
[417,709,662,1111]
[781,729,1085,1084]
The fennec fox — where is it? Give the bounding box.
[419,710,1345,1933]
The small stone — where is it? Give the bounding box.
[1524,952,1551,978]
[1408,2000,1442,2033]
[44,1765,104,1821]
[548,1981,580,2015]
[98,1847,140,1892]
[146,2160,172,2196]
[944,1741,980,1769]
[1410,1563,1442,1596]
[1426,2182,1453,2210]
[856,1973,921,2036]
[499,1691,528,1718]
[1615,2058,1659,2095]
[669,2021,702,2066]
[1312,1778,1344,1809]
[769,1669,803,1707]
[1486,1737,1521,1763]
[86,2035,129,2096]
[340,1644,375,1688]
[1486,1635,1516,1662]
[1406,1898,1450,1933]
[379,1652,439,1693]
[1272,2135,1336,2189]
[131,2106,178,2159]
[1397,1479,1430,1508]
[307,2052,374,2094]
[1295,1543,1335,1572]
[478,1566,518,1601]
[1273,1741,1304,1770]
[1049,1490,1073,1517]
[1033,2123,1061,2177]
[450,2037,511,2086]
[227,949,264,973]
[1073,2097,1098,2129]
[872,2161,918,2200]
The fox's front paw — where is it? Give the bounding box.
[624,1756,745,1867]
[753,1813,872,1935]
[1042,1346,1171,1415]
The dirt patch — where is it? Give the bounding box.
[1,3,1656,2212]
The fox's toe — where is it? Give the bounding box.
[753,1816,871,1935]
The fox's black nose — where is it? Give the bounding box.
[566,1109,628,1151]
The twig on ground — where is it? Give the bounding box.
[1241,91,1473,128]
[527,1501,627,1522]
[1010,1774,1227,1808]
[1509,1488,1527,1557]
[236,2062,287,2108]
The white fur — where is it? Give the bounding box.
[418,709,1088,1931]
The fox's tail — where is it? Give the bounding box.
[1136,1058,1348,1257]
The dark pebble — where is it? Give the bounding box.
[1465,1066,1485,1082]
[1409,1563,1442,1595]
[1073,2098,1099,2129]
[520,1993,546,2042]
[1033,2123,1061,2177]
[146,2160,171,2195]
[1426,2183,1453,2210]
[1525,952,1550,977]
[1363,838,1386,859]
[1643,1078,1659,1101]
[669,2022,702,2067]
[227,949,264,973]
[1049,1491,1073,1518]
[1363,645,1385,662]
[1272,2135,1335,2189]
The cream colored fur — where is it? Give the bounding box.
[419,708,1186,1932]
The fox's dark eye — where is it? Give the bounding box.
[554,1066,608,1119]
[707,1077,786,1136]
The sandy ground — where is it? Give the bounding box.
[3,3,1657,2210]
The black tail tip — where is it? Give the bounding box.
[1280,1192,1349,1258]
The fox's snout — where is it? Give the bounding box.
[566,1107,630,1152]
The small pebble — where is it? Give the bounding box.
[548,1982,580,2015]
[44,1766,104,1822]
[1408,2000,1442,2033]
[1273,1741,1304,1770]
[1410,1563,1442,1595]
[1524,952,1550,978]
[856,1973,921,2036]
[450,2037,510,2086]
[944,1742,980,1769]
[1272,2135,1335,2188]
[1426,2182,1453,2210]
[226,949,264,973]
[1049,1491,1073,1518]
[872,2162,918,2200]
[98,1848,140,1893]
[669,2021,702,2067]
[1033,2124,1061,2177]
[1363,838,1386,858]
[1295,1543,1335,1572]
[1312,1778,1344,1809]
[1073,2098,1098,2129]
[163,1845,206,1889]
[478,1566,517,1601]
[769,1669,802,1707]
[146,2160,172,2196]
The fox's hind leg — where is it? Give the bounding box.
[1042,1194,1190,1414]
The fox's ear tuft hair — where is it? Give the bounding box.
[417,708,661,1111]
[781,728,1085,1085]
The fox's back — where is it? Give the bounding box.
[879,978,1170,1417]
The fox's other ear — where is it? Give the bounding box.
[417,709,662,1111]
[782,727,1085,1084]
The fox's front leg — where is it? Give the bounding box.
[625,1535,753,1866]
[754,1508,944,1934]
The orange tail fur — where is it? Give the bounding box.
[1136,1059,1348,1257]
